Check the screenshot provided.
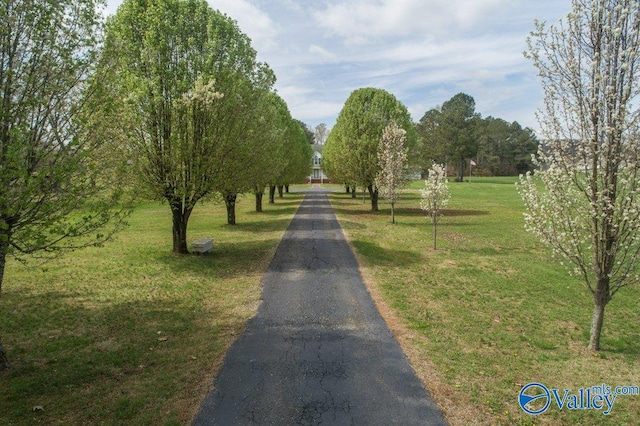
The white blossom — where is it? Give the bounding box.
[518,0,640,350]
[181,77,223,106]
[375,122,408,223]
[421,163,450,249]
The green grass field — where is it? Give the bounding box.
[1,180,638,425]
[330,177,640,425]
[0,192,303,425]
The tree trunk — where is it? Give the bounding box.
[588,282,609,351]
[0,336,8,371]
[269,185,276,204]
[588,303,605,351]
[433,218,438,250]
[285,185,290,193]
[351,186,356,199]
[457,156,464,182]
[170,204,191,254]
[224,192,237,225]
[277,185,284,198]
[391,202,395,224]
[367,184,379,211]
[0,240,7,294]
[255,192,263,213]
[346,185,350,193]
[0,242,8,370]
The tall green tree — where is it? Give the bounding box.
[416,108,446,175]
[271,117,312,200]
[267,97,296,204]
[290,121,314,181]
[322,131,354,188]
[508,122,538,175]
[251,92,291,210]
[440,93,480,181]
[324,88,415,211]
[476,116,510,175]
[210,69,277,225]
[0,0,132,370]
[416,93,478,181]
[295,119,315,144]
[104,0,266,251]
[477,117,538,176]
[418,100,537,178]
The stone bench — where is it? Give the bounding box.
[191,238,214,254]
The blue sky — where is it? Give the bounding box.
[104,0,571,133]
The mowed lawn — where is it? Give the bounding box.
[330,177,640,425]
[0,192,303,425]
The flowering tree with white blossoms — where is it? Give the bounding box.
[376,122,408,223]
[517,0,640,351]
[421,163,450,250]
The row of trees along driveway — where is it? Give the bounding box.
[323,87,417,211]
[324,87,539,210]
[103,0,311,249]
[3,0,638,370]
[0,0,311,370]
[321,0,640,354]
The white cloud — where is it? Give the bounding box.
[314,0,513,45]
[103,0,569,130]
[289,99,345,124]
[276,84,344,124]
[104,0,121,16]
[207,0,280,52]
[308,45,339,64]
[278,85,315,99]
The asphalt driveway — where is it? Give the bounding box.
[193,188,447,425]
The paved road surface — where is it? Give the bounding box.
[193,189,447,425]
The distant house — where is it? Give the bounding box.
[307,143,330,183]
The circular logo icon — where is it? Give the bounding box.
[519,382,551,415]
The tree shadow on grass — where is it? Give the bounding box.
[295,201,335,214]
[1,292,242,424]
[246,206,299,217]
[338,220,367,230]
[267,198,304,206]
[394,207,490,217]
[351,240,423,267]
[155,238,281,280]
[601,334,640,356]
[331,206,489,220]
[331,207,379,217]
[228,218,294,233]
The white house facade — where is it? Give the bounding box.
[308,144,330,183]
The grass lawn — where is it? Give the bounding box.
[0,191,303,425]
[330,177,640,425]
